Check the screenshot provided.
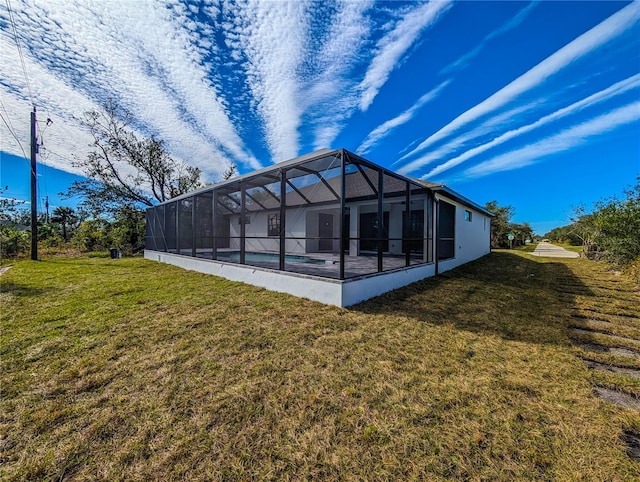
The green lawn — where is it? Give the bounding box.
[1,252,639,480]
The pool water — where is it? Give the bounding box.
[216,251,327,265]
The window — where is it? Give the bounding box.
[268,213,280,236]
[464,210,472,222]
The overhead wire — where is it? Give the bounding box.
[5,0,35,107]
[46,149,77,165]
[0,110,31,171]
[3,0,42,212]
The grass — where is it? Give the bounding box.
[1,251,639,480]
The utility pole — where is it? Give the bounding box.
[30,106,37,260]
[44,195,49,224]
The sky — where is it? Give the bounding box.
[1,0,639,235]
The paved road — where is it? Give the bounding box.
[531,242,580,258]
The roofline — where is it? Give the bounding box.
[433,185,495,217]
[163,148,338,204]
[151,148,492,218]
[153,148,432,206]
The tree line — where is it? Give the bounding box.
[484,200,534,249]
[1,101,213,259]
[544,179,640,278]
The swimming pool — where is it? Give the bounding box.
[216,251,327,265]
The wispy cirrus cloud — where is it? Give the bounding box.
[358,0,452,112]
[396,101,539,174]
[221,0,309,163]
[331,0,536,159]
[440,0,539,76]
[0,0,260,180]
[398,1,640,167]
[357,80,450,155]
[463,100,640,179]
[306,0,452,150]
[424,73,640,178]
[303,0,374,151]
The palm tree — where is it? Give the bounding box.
[51,206,78,242]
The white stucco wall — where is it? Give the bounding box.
[436,194,491,273]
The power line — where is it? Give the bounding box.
[46,149,77,164]
[0,110,32,172]
[0,98,19,136]
[5,0,35,106]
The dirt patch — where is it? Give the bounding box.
[576,341,640,359]
[576,341,608,353]
[610,347,640,359]
[571,328,640,349]
[622,429,640,463]
[583,360,640,379]
[569,316,640,333]
[594,387,640,410]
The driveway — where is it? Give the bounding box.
[531,243,580,258]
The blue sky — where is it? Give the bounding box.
[1,0,638,234]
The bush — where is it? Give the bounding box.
[594,180,640,268]
[72,219,112,252]
[0,225,29,259]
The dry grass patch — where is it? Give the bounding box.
[1,252,639,480]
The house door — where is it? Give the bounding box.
[403,210,424,254]
[318,213,333,251]
[215,215,231,248]
[359,212,389,252]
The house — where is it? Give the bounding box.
[144,148,493,306]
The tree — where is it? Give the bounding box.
[50,206,78,242]
[63,99,203,216]
[110,206,146,254]
[484,200,515,248]
[544,225,582,246]
[0,188,30,258]
[222,162,237,181]
[72,218,111,252]
[592,178,640,267]
[568,204,602,258]
[510,222,534,247]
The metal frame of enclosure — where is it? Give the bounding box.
[145,148,438,281]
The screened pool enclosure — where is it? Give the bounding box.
[145,148,437,281]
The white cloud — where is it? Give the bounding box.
[358,0,452,111]
[221,1,308,163]
[424,73,640,177]
[463,100,640,178]
[0,0,260,182]
[357,80,450,154]
[399,1,640,163]
[440,0,539,75]
[397,101,539,174]
[306,0,374,150]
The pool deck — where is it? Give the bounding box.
[181,249,429,279]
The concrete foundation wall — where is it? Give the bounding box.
[145,250,437,307]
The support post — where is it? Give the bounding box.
[240,181,246,265]
[435,198,440,275]
[279,170,286,271]
[405,182,410,267]
[339,150,346,280]
[377,168,383,273]
[30,107,37,261]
